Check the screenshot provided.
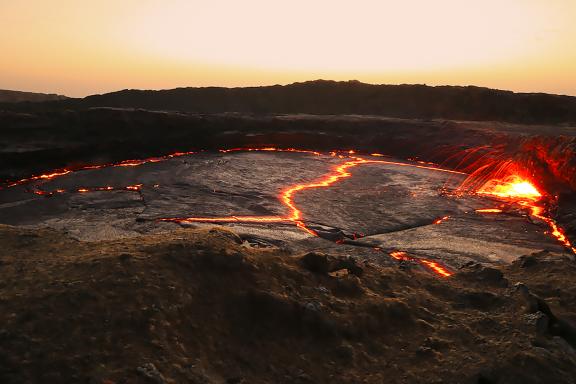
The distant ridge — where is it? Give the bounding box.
[0,89,68,103]
[9,80,576,124]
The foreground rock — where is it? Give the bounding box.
[0,225,575,383]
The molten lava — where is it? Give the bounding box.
[475,208,503,213]
[471,174,576,253]
[387,250,452,277]
[219,147,321,156]
[389,251,411,261]
[521,202,576,253]
[160,155,463,235]
[159,153,461,276]
[10,145,576,272]
[419,259,453,278]
[30,184,143,197]
[433,216,450,225]
[160,157,371,236]
[7,145,576,274]
[477,175,542,201]
[4,152,198,188]
[3,147,472,278]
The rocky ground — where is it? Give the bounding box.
[1,224,576,384]
[0,151,561,269]
[2,108,576,383]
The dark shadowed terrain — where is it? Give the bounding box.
[6,81,576,124]
[1,84,576,383]
[2,225,576,383]
[0,89,68,103]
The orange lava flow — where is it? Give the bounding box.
[3,148,326,189]
[4,152,198,188]
[219,147,321,156]
[32,184,143,197]
[433,216,450,225]
[162,153,458,277]
[161,216,287,223]
[159,157,371,235]
[475,208,503,213]
[387,250,453,277]
[524,202,576,253]
[280,157,370,226]
[389,251,411,261]
[5,147,460,277]
[160,155,464,234]
[9,146,576,273]
[419,259,453,278]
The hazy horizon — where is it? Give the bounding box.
[5,79,576,100]
[2,0,575,97]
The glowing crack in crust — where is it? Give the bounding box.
[32,184,143,196]
[4,152,199,188]
[388,250,453,277]
[159,153,463,276]
[475,208,504,213]
[5,148,459,277]
[5,147,575,276]
[159,155,466,239]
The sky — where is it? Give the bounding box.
[1,0,575,97]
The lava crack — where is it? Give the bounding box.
[8,147,573,277]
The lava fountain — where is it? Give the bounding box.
[476,175,542,201]
[466,168,576,253]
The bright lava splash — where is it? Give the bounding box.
[471,174,576,253]
[477,175,542,201]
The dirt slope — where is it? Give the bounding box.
[1,225,575,383]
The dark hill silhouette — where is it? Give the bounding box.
[71,80,576,124]
[3,80,576,124]
[0,89,68,103]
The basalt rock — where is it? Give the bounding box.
[456,262,508,287]
[299,252,363,277]
[515,283,576,347]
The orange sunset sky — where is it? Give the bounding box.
[1,0,575,97]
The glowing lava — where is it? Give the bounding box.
[160,157,372,236]
[475,208,503,213]
[523,202,576,253]
[477,175,542,201]
[7,145,576,274]
[160,155,464,236]
[31,184,143,197]
[219,147,321,156]
[433,216,450,225]
[389,251,411,260]
[4,152,198,188]
[160,153,460,276]
[472,174,576,253]
[419,259,453,278]
[387,250,452,277]
[4,147,467,278]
